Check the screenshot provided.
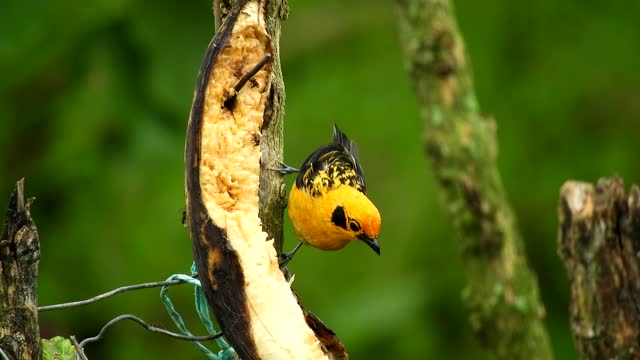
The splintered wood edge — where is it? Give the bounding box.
[559,181,594,221]
[185,1,334,359]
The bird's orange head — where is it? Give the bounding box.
[330,187,382,254]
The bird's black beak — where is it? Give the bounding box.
[358,234,380,255]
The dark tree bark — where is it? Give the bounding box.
[255,0,289,256]
[558,177,640,359]
[0,179,41,359]
[396,1,553,358]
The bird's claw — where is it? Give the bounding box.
[278,242,303,267]
[270,161,299,175]
[278,253,294,267]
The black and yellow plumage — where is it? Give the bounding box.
[296,125,366,196]
[281,124,381,265]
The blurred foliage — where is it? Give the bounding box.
[1,0,639,358]
[42,336,78,360]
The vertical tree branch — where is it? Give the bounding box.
[213,0,222,30]
[0,179,41,359]
[558,178,640,359]
[396,1,553,358]
[257,0,289,256]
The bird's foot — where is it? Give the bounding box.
[270,161,299,175]
[279,242,303,267]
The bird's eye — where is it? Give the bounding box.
[349,220,361,232]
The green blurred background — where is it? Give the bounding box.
[2,0,640,358]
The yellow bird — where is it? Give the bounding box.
[277,124,381,266]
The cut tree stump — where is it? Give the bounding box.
[0,179,41,359]
[558,177,640,359]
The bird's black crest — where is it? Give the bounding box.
[332,124,364,180]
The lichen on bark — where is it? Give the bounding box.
[396,1,553,358]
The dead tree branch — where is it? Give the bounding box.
[0,179,41,359]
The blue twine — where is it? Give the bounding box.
[160,262,235,360]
